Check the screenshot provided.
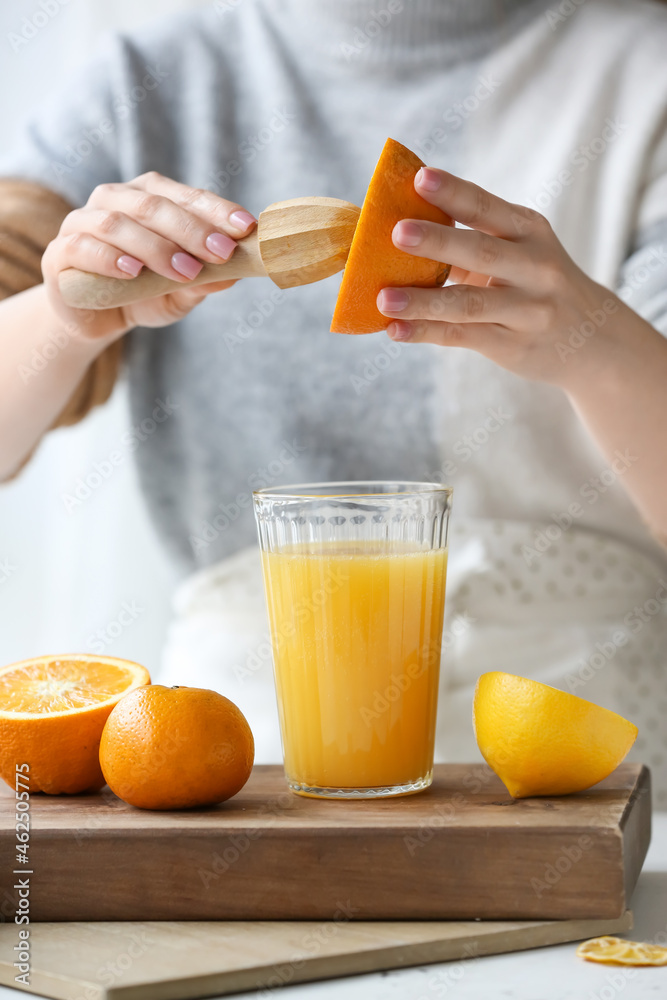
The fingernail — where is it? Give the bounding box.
[416,167,442,192]
[205,232,237,259]
[172,252,203,279]
[393,221,424,248]
[117,255,143,277]
[388,321,412,342]
[378,288,410,313]
[229,210,257,232]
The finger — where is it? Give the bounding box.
[414,167,541,240]
[377,284,527,327]
[171,278,238,305]
[86,186,237,266]
[44,232,145,282]
[129,172,257,237]
[188,279,237,294]
[393,219,526,284]
[386,318,506,353]
[61,209,207,283]
[448,266,495,287]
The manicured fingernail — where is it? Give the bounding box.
[205,232,237,259]
[388,321,413,342]
[117,255,143,277]
[416,167,442,192]
[229,210,257,232]
[378,288,410,313]
[171,252,203,279]
[393,221,424,248]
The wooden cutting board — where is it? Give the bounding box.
[0,912,634,1000]
[0,763,650,922]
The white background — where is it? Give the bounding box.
[0,0,211,674]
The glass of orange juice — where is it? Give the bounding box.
[253,481,452,799]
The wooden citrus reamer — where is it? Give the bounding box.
[58,196,361,310]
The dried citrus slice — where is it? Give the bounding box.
[577,936,667,966]
[0,654,150,794]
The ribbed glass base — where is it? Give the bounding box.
[287,770,433,799]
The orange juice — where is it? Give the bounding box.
[261,542,448,792]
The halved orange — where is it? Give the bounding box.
[473,672,638,798]
[0,654,150,794]
[330,137,453,335]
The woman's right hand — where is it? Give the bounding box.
[41,171,257,339]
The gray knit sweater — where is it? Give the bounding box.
[2,0,667,573]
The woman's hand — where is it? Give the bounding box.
[42,171,257,340]
[377,168,622,389]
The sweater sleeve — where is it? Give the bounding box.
[0,32,142,478]
[617,115,667,336]
[0,178,122,479]
[0,33,130,208]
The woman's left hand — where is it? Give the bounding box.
[377,168,622,389]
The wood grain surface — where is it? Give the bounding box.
[0,912,634,1000]
[0,763,651,922]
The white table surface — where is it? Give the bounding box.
[2,814,666,1000]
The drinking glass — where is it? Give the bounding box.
[253,481,452,798]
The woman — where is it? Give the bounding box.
[1,1,667,797]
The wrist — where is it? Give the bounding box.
[64,312,130,361]
[38,285,130,365]
[559,291,663,403]
[551,285,628,395]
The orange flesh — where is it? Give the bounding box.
[331,137,452,335]
[0,655,151,794]
[0,659,138,713]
